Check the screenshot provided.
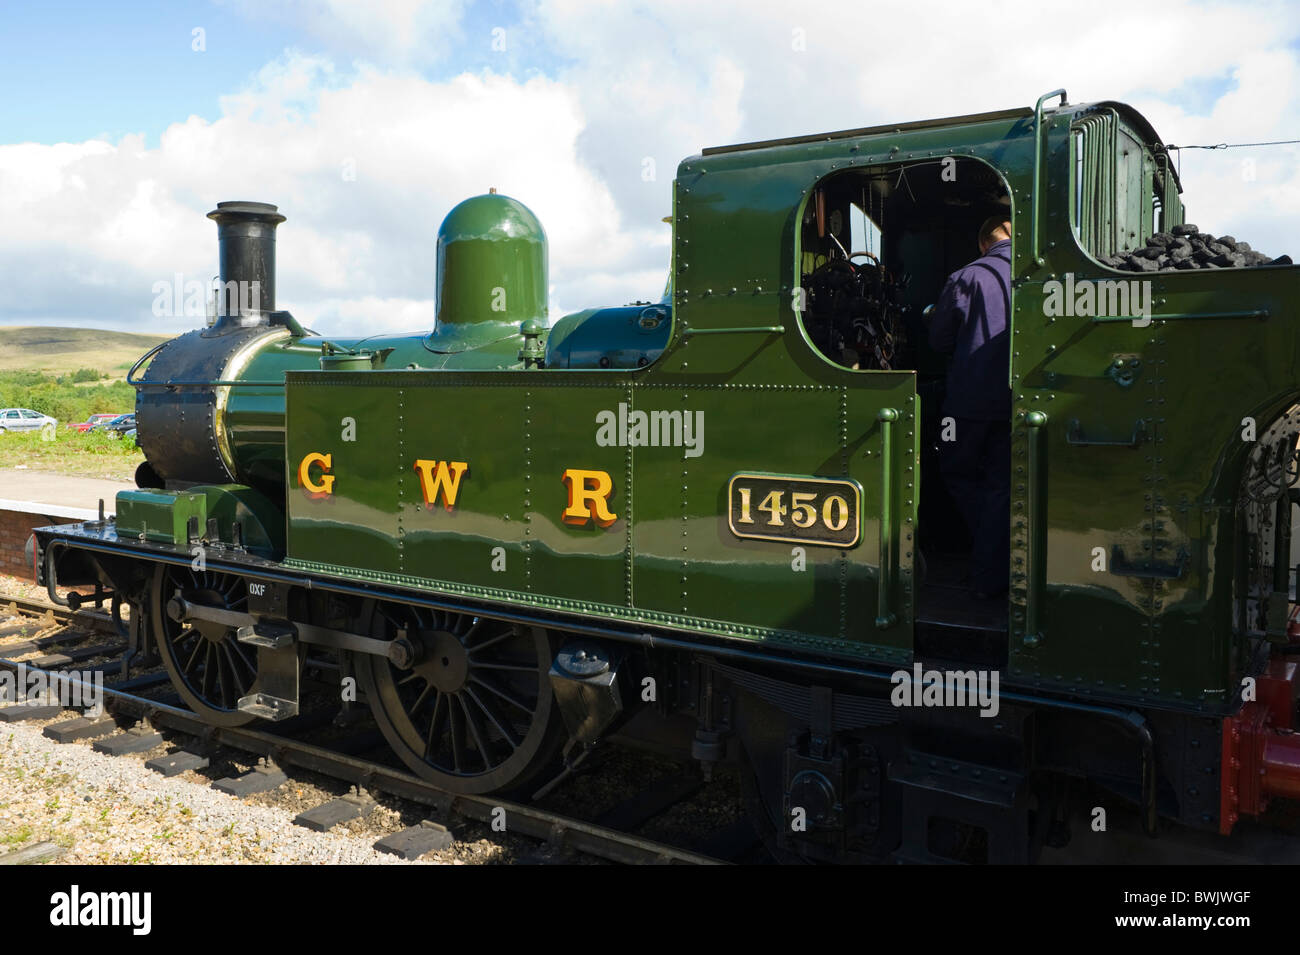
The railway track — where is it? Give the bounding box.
[2,593,109,629]
[0,594,738,865]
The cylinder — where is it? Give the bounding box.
[206,201,286,331]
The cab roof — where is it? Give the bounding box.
[701,99,1176,180]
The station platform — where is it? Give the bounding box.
[0,468,130,516]
[0,469,132,578]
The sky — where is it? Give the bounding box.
[0,0,1297,337]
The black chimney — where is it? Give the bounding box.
[206,201,286,332]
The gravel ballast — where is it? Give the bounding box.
[0,718,431,864]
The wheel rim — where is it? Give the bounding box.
[151,563,259,726]
[358,605,562,795]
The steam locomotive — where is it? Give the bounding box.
[31,90,1300,863]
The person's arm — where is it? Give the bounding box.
[927,273,968,354]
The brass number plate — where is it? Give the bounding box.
[727,473,862,548]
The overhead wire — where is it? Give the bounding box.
[1165,138,1299,178]
[1166,139,1300,150]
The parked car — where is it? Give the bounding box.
[90,413,134,435]
[0,408,58,433]
[103,414,136,436]
[69,413,121,433]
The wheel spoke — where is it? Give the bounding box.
[464,684,518,751]
[221,643,250,697]
[471,662,537,673]
[228,638,256,679]
[183,637,204,674]
[423,691,445,761]
[448,702,465,773]
[458,694,494,770]
[469,674,533,714]
[465,630,516,656]
[409,682,434,716]
[201,645,215,699]
[216,646,233,708]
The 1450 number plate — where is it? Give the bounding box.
[727,473,862,548]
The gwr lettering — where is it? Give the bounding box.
[561,468,618,527]
[296,454,622,530]
[297,452,334,498]
[413,459,469,511]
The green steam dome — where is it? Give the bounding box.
[435,191,548,330]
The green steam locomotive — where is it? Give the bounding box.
[33,89,1300,862]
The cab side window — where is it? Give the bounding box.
[798,159,1011,377]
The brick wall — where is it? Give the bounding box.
[0,508,79,580]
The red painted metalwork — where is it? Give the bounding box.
[1221,658,1300,834]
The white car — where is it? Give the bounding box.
[0,408,58,433]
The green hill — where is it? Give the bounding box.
[0,327,170,377]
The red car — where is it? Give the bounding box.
[68,413,121,433]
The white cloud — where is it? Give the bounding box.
[528,0,1300,261]
[1,0,1297,337]
[1131,48,1300,255]
[0,53,653,337]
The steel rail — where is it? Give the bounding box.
[1,595,115,632]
